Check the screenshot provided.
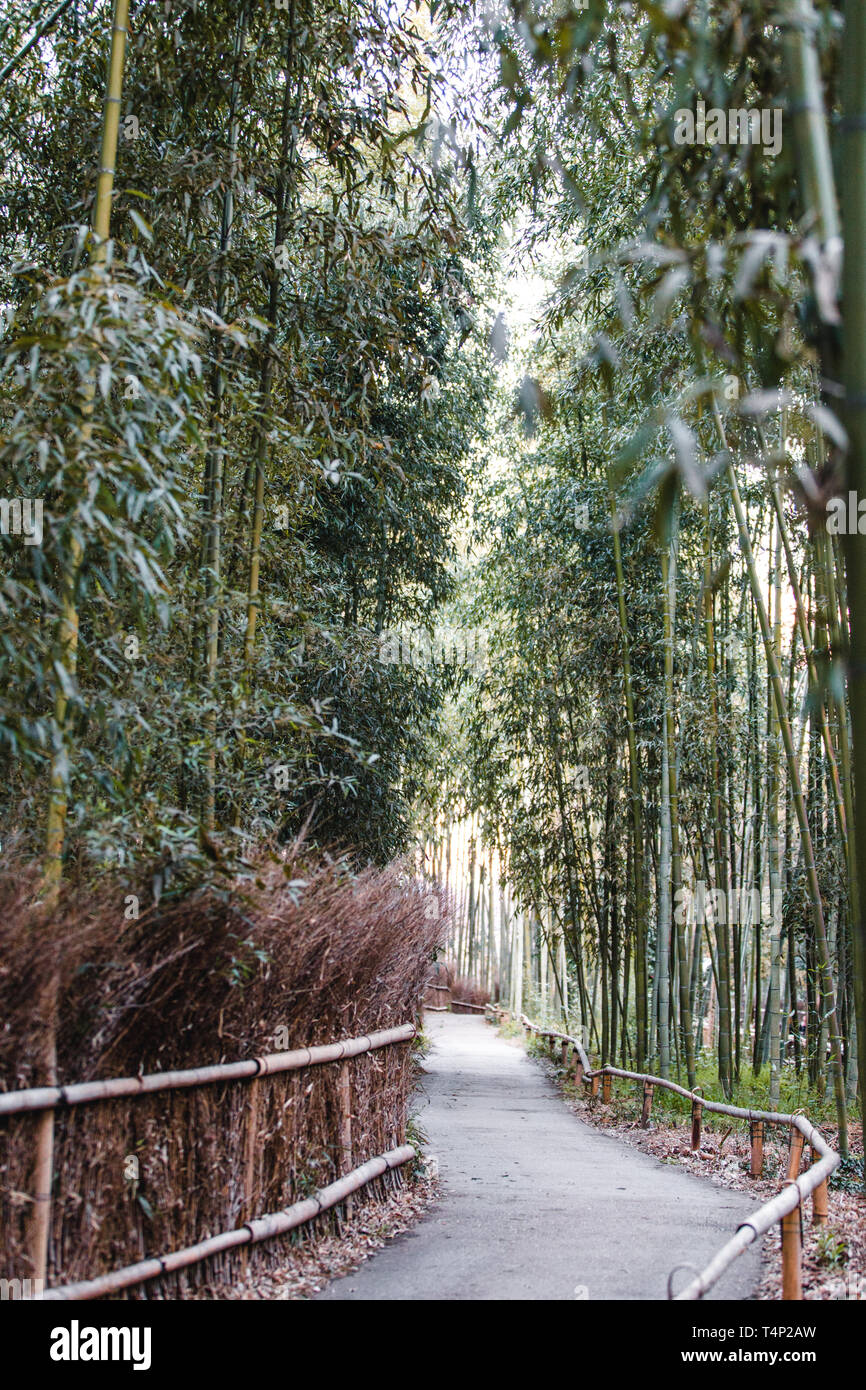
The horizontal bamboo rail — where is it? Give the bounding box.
[41,1144,415,1301]
[517,1014,840,1301]
[423,980,487,1013]
[0,1023,416,1116]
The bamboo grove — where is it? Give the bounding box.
[417,0,866,1156]
[2,2,866,1165]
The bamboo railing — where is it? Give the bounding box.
[423,979,487,1012]
[517,1013,841,1301]
[42,1146,415,1301]
[424,980,451,1011]
[1,1022,417,1299]
[0,1024,416,1116]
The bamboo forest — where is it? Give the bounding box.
[1,0,865,1332]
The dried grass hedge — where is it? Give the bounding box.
[425,961,491,1011]
[449,973,491,1010]
[0,846,446,1295]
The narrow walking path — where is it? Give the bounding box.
[316,1013,763,1301]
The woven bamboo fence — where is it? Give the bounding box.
[0,1023,418,1299]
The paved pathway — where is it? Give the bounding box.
[316,1013,762,1301]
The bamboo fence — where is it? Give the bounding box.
[1,1022,417,1299]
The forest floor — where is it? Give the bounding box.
[525,1033,865,1301]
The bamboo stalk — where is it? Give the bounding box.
[765,463,848,851]
[233,7,300,823]
[840,0,866,1179]
[711,399,848,1151]
[35,0,131,1289]
[202,1,247,829]
[610,488,648,1068]
[662,529,696,1086]
[0,0,77,86]
[781,0,841,254]
[767,499,783,1107]
[704,494,733,1097]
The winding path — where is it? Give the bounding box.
[316,1013,762,1301]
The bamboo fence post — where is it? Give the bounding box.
[240,1081,261,1274]
[338,1060,353,1219]
[30,1092,55,1289]
[641,1080,654,1128]
[560,1040,568,1067]
[574,1054,584,1087]
[787,1121,806,1180]
[602,1072,612,1104]
[590,1072,600,1099]
[691,1096,703,1151]
[781,1184,803,1301]
[750,1120,765,1178]
[811,1147,829,1226]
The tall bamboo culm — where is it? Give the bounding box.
[841,0,866,1146]
[35,0,131,1285]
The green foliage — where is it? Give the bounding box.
[0,0,494,870]
[814,1228,848,1268]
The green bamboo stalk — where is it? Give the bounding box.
[0,0,77,87]
[45,0,129,886]
[781,0,841,251]
[657,732,672,1075]
[766,465,848,854]
[840,0,866,1153]
[662,526,697,1087]
[703,496,733,1096]
[610,488,647,1068]
[37,0,130,1291]
[243,10,298,674]
[202,2,247,830]
[767,506,784,1106]
[820,526,860,1006]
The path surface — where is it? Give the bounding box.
[316,1013,762,1301]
